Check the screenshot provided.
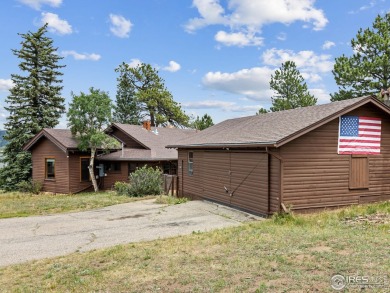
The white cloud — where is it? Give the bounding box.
[162,61,181,72]
[214,30,263,47]
[128,58,142,68]
[183,100,262,112]
[61,50,101,61]
[18,0,62,10]
[186,0,328,46]
[349,0,377,14]
[261,48,333,82]
[277,32,287,41]
[202,67,274,100]
[185,0,228,32]
[322,40,335,50]
[0,79,14,91]
[41,12,72,35]
[309,88,331,104]
[109,14,132,38]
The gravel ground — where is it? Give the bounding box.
[0,199,261,267]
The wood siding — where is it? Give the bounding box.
[111,129,144,149]
[68,153,94,193]
[280,104,390,211]
[269,152,281,213]
[101,162,129,190]
[31,138,69,194]
[178,150,270,215]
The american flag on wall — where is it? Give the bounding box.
[338,116,382,155]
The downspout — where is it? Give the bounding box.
[121,142,124,158]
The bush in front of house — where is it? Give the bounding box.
[16,179,43,194]
[114,181,130,196]
[114,165,163,197]
[128,165,163,197]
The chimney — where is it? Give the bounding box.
[381,88,390,106]
[142,120,151,131]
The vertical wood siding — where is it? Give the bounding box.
[31,138,69,194]
[178,150,269,215]
[280,104,390,211]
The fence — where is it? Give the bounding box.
[163,174,178,196]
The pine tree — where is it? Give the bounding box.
[192,114,214,130]
[270,61,317,112]
[331,13,390,101]
[113,62,189,127]
[113,63,140,124]
[0,24,65,190]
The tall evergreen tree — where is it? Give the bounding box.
[331,13,390,101]
[270,61,316,112]
[192,114,214,130]
[0,24,65,190]
[113,62,189,127]
[113,63,140,124]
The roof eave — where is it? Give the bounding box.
[166,142,276,149]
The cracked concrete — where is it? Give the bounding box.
[0,199,261,267]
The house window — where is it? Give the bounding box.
[80,158,90,182]
[188,152,193,176]
[105,162,121,172]
[128,162,138,174]
[45,158,55,179]
[349,156,369,189]
[163,161,177,175]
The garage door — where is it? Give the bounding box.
[201,151,269,215]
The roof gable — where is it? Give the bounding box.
[23,129,79,152]
[167,96,390,148]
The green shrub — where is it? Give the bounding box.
[16,179,43,194]
[114,181,130,196]
[127,165,163,197]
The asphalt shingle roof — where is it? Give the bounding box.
[168,96,381,148]
[98,123,196,161]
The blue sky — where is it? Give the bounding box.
[0,0,389,128]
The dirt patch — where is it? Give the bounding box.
[309,246,332,253]
[343,213,390,225]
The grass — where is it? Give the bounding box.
[0,191,156,218]
[155,195,189,205]
[0,201,388,292]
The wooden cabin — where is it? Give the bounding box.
[23,123,195,193]
[168,96,390,215]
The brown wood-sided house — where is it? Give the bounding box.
[168,96,390,216]
[23,122,195,193]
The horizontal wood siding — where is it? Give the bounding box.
[178,150,202,199]
[111,129,144,149]
[68,153,93,193]
[100,161,164,190]
[281,104,390,211]
[269,153,281,213]
[31,138,69,194]
[101,162,129,190]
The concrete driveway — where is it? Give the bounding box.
[0,199,260,267]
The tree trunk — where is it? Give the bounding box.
[89,148,99,192]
